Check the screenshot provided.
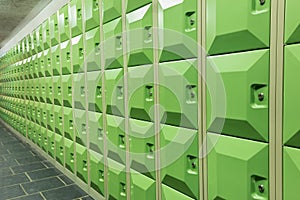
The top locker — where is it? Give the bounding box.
[206,0,271,55]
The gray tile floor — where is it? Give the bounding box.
[0,123,94,200]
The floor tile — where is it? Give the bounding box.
[11,162,46,174]
[0,185,25,200]
[10,193,44,200]
[42,184,87,200]
[22,177,65,194]
[0,174,29,187]
[27,168,62,180]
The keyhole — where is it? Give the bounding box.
[258,184,265,193]
[259,0,266,5]
[258,93,264,102]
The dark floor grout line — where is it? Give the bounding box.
[57,175,68,186]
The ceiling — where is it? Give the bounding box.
[0,0,50,46]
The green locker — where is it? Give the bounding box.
[108,158,127,200]
[126,4,153,67]
[27,121,34,141]
[45,76,53,104]
[207,49,269,142]
[105,68,124,116]
[87,71,102,112]
[103,0,121,24]
[85,27,101,72]
[51,45,61,76]
[103,18,123,69]
[84,0,100,31]
[42,127,48,152]
[73,73,86,110]
[38,52,45,77]
[46,104,55,132]
[35,25,43,52]
[161,125,199,199]
[44,49,52,77]
[72,35,84,73]
[285,0,300,44]
[107,114,126,164]
[30,32,37,55]
[74,108,87,146]
[76,143,88,183]
[35,102,41,125]
[29,101,35,121]
[53,76,62,106]
[61,40,71,75]
[158,0,197,62]
[284,44,300,147]
[162,184,194,200]
[31,54,38,78]
[39,127,47,150]
[88,111,103,154]
[206,0,270,55]
[128,65,153,121]
[32,123,39,144]
[54,105,63,135]
[64,107,74,140]
[284,146,300,199]
[129,119,155,178]
[90,150,105,195]
[55,133,64,165]
[48,130,55,158]
[59,5,70,42]
[159,59,198,129]
[64,138,75,173]
[126,0,152,13]
[42,20,51,50]
[207,133,269,200]
[70,0,83,37]
[62,75,72,108]
[50,13,59,46]
[131,171,156,200]
[41,103,47,128]
[40,79,46,103]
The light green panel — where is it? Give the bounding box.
[44,49,52,77]
[84,0,100,32]
[128,65,154,122]
[206,0,270,55]
[59,5,70,42]
[158,0,197,62]
[162,184,194,200]
[46,104,54,132]
[47,131,55,158]
[103,0,122,24]
[284,44,300,147]
[76,143,88,183]
[285,0,300,44]
[207,133,269,200]
[284,147,300,200]
[159,59,198,129]
[90,151,105,195]
[126,4,153,67]
[103,18,123,69]
[105,68,124,116]
[38,52,45,77]
[45,76,53,104]
[88,111,103,154]
[161,125,199,199]
[35,26,43,53]
[108,158,127,200]
[129,118,155,178]
[87,71,102,113]
[85,27,101,72]
[126,0,152,13]
[207,49,269,142]
[70,0,82,37]
[106,114,126,164]
[131,171,156,200]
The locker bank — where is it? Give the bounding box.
[0,0,297,199]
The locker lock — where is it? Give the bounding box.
[258,184,265,193]
[258,93,264,102]
[259,0,265,5]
